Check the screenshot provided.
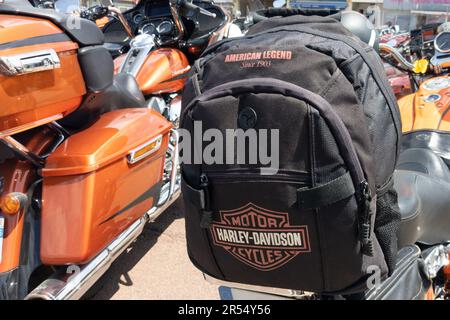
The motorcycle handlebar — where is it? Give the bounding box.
[107,6,134,40]
[379,43,415,72]
[80,5,134,39]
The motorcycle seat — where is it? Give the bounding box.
[394,148,450,248]
[60,46,146,129]
[397,147,450,181]
[60,72,146,130]
[0,4,104,47]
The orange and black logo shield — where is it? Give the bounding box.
[211,203,310,271]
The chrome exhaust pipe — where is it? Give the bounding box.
[26,216,148,300]
[25,131,181,300]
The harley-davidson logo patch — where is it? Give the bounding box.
[211,203,310,271]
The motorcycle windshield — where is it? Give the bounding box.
[54,0,80,13]
[383,0,450,31]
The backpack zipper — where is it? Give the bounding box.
[204,169,311,184]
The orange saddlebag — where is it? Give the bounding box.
[0,15,86,135]
[40,109,172,265]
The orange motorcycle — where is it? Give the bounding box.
[77,0,240,126]
[0,1,181,300]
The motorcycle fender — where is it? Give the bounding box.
[40,108,172,265]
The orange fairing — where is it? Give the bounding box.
[40,109,172,264]
[0,15,86,135]
[397,93,416,133]
[135,48,190,95]
[0,15,62,43]
[398,76,450,133]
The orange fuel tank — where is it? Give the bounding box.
[398,76,450,132]
[135,48,190,95]
[0,15,86,136]
[40,108,172,264]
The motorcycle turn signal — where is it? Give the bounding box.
[0,192,28,215]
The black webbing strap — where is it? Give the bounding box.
[297,172,355,210]
[181,178,206,209]
[181,178,212,228]
[255,8,341,18]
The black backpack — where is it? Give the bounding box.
[180,10,402,294]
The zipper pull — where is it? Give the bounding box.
[200,173,212,229]
[200,173,209,188]
[359,181,374,256]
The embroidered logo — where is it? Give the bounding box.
[211,203,310,271]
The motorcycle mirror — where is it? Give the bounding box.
[341,11,379,51]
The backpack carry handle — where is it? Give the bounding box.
[255,7,341,19]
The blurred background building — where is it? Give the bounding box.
[231,0,450,31]
[79,0,450,31]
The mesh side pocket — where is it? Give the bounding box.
[375,187,401,275]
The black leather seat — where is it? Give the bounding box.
[0,4,104,47]
[60,45,145,129]
[60,72,146,129]
[395,148,450,247]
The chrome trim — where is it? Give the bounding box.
[422,94,441,103]
[368,29,376,48]
[156,19,175,35]
[127,134,162,164]
[0,136,44,167]
[423,244,450,279]
[204,274,315,299]
[168,95,182,126]
[139,22,156,35]
[0,114,63,138]
[0,49,60,76]
[118,34,156,77]
[379,43,414,71]
[168,129,179,200]
[170,3,185,42]
[434,32,450,53]
[431,54,450,70]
